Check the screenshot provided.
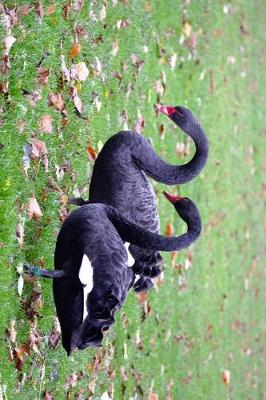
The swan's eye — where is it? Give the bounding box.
[176,109,184,118]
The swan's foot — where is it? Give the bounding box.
[133,276,153,293]
[23,263,66,279]
[68,197,89,206]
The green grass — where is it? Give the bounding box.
[0,0,265,399]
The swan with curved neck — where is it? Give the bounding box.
[25,192,201,354]
[70,105,208,291]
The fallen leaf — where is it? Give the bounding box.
[227,56,236,65]
[48,92,67,115]
[86,144,97,160]
[70,61,89,81]
[116,19,130,29]
[35,1,44,21]
[135,113,145,134]
[22,143,32,174]
[183,21,192,37]
[0,81,9,94]
[39,115,53,133]
[94,96,102,112]
[22,89,41,106]
[17,4,32,16]
[165,222,174,236]
[49,318,61,349]
[111,40,119,57]
[17,275,24,297]
[101,392,111,400]
[222,370,230,385]
[13,343,30,370]
[16,220,25,246]
[28,195,43,220]
[69,86,83,115]
[92,56,102,76]
[99,5,106,20]
[4,36,16,55]
[46,4,56,15]
[37,67,49,86]
[69,43,81,58]
[72,0,84,12]
[6,319,17,344]
[148,394,159,400]
[29,138,48,158]
[169,53,177,69]
[43,391,54,400]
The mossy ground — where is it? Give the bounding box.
[0,1,265,399]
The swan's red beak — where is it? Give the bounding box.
[163,191,183,204]
[155,104,176,117]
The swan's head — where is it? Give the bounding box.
[163,191,202,235]
[155,104,198,133]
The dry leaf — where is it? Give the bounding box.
[4,36,16,55]
[222,370,230,385]
[92,57,102,76]
[165,223,174,236]
[16,221,25,246]
[86,144,97,161]
[69,86,83,114]
[48,93,67,115]
[29,138,48,158]
[0,81,9,94]
[69,43,81,58]
[111,40,119,57]
[183,21,192,37]
[99,5,106,20]
[17,275,24,297]
[39,115,53,133]
[70,61,89,81]
[17,4,32,16]
[37,67,49,86]
[60,55,70,81]
[169,53,177,69]
[22,90,41,106]
[43,391,54,400]
[116,19,130,29]
[35,1,44,21]
[72,0,84,12]
[46,4,56,15]
[28,195,43,220]
[135,115,145,134]
[148,394,159,400]
[6,320,17,343]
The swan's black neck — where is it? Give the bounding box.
[107,206,201,251]
[132,122,208,185]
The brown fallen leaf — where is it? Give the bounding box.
[49,318,61,349]
[99,5,106,20]
[13,343,30,370]
[111,40,119,57]
[0,81,9,94]
[43,391,54,400]
[28,195,43,220]
[46,4,56,15]
[37,67,49,86]
[72,0,84,12]
[48,92,67,115]
[16,221,25,246]
[39,115,53,133]
[4,36,16,55]
[135,114,145,134]
[70,61,89,81]
[6,320,17,344]
[183,21,192,37]
[86,144,97,161]
[148,394,159,400]
[222,370,230,385]
[35,1,44,21]
[116,19,130,30]
[17,4,32,16]
[69,43,81,58]
[165,222,174,236]
[69,86,83,115]
[22,89,41,106]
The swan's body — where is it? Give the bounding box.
[25,194,202,354]
[86,106,209,286]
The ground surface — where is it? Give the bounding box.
[0,1,265,399]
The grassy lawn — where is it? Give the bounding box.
[0,0,265,399]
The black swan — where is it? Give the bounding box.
[71,105,208,290]
[24,193,201,354]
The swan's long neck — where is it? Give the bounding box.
[107,207,201,251]
[132,123,208,185]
